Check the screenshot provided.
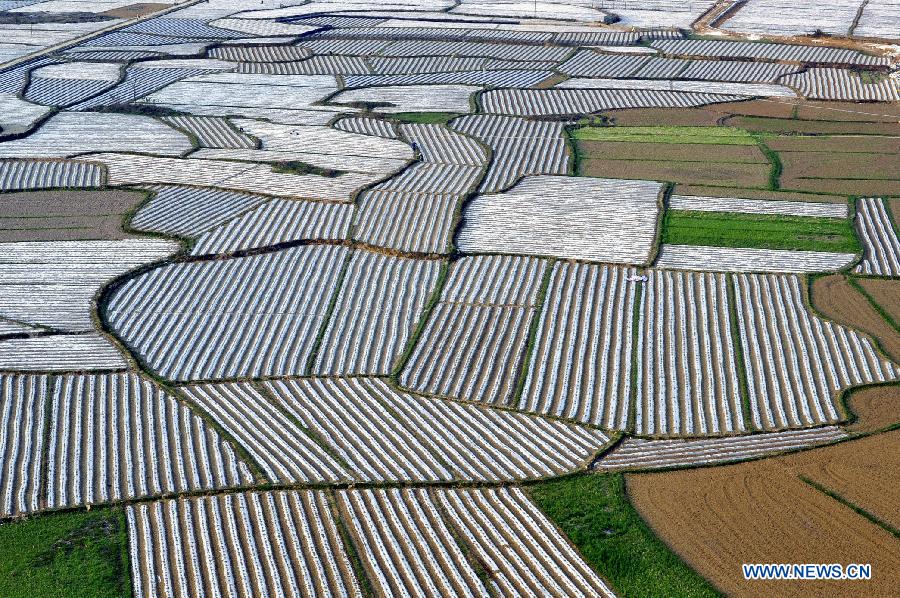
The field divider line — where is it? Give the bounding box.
[509,259,555,408]
[36,374,58,513]
[847,276,900,334]
[327,489,376,597]
[798,475,900,538]
[627,280,644,435]
[304,247,355,376]
[726,273,755,432]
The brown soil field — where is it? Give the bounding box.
[674,184,848,203]
[781,176,900,196]
[767,136,900,154]
[536,73,569,89]
[729,115,900,136]
[99,2,169,18]
[602,107,723,127]
[796,101,900,122]
[0,189,145,242]
[888,198,900,227]
[780,152,900,180]
[712,99,797,119]
[580,159,770,187]
[628,431,900,597]
[857,278,900,325]
[845,384,900,433]
[811,274,900,362]
[578,140,768,163]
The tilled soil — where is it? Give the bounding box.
[627,430,900,597]
[579,141,768,163]
[857,278,900,325]
[580,159,770,187]
[728,116,900,136]
[796,101,900,122]
[781,175,900,196]
[0,189,145,242]
[845,384,900,433]
[767,135,900,154]
[780,152,900,180]
[674,184,848,204]
[99,3,169,18]
[811,274,900,362]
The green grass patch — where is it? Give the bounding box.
[0,508,131,598]
[528,473,719,597]
[392,112,461,125]
[662,210,860,253]
[573,125,757,145]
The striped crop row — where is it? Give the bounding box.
[208,44,313,62]
[0,374,46,517]
[452,115,569,193]
[107,245,349,381]
[654,245,856,272]
[368,55,555,75]
[854,197,900,276]
[131,185,269,238]
[520,262,637,429]
[637,270,744,436]
[595,426,847,471]
[236,55,371,75]
[481,88,739,116]
[780,68,900,101]
[344,70,553,89]
[332,116,398,139]
[0,159,105,191]
[733,273,900,430]
[24,77,118,108]
[313,252,442,376]
[160,115,258,149]
[650,38,888,65]
[0,333,128,372]
[668,194,848,218]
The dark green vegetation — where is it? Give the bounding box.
[392,112,462,125]
[662,210,860,253]
[271,161,343,178]
[528,474,720,598]
[0,508,130,598]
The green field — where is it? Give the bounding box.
[528,473,719,597]
[0,508,130,598]
[392,112,462,125]
[573,126,757,145]
[662,210,860,252]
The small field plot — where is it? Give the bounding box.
[130,185,268,239]
[0,189,146,242]
[781,68,900,102]
[329,84,478,114]
[661,210,859,253]
[778,150,900,196]
[106,245,349,381]
[654,245,857,272]
[520,262,637,429]
[854,197,900,276]
[733,273,900,430]
[668,194,848,219]
[627,431,900,597]
[649,38,888,66]
[314,252,441,376]
[337,488,488,597]
[180,382,352,484]
[457,175,661,264]
[0,112,191,158]
[46,373,254,509]
[24,61,121,107]
[435,487,616,597]
[265,378,609,482]
[595,426,846,471]
[637,270,745,437]
[0,374,47,517]
[0,159,105,192]
[159,115,258,149]
[128,491,362,598]
[574,124,772,188]
[0,238,177,331]
[401,255,547,405]
[0,333,129,372]
[191,199,353,256]
[452,114,569,193]
[718,0,858,37]
[0,93,51,137]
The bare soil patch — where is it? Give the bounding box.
[796,101,900,122]
[579,140,768,163]
[811,274,900,361]
[674,184,848,203]
[627,431,900,597]
[767,135,900,154]
[781,175,900,196]
[857,278,900,325]
[780,152,900,180]
[0,189,145,242]
[845,385,900,433]
[581,158,770,187]
[99,2,170,18]
[729,115,900,136]
[601,107,723,127]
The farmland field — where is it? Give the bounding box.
[1,1,898,596]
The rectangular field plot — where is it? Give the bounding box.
[127,491,362,598]
[457,176,661,265]
[401,255,547,405]
[313,252,441,376]
[733,273,900,430]
[654,245,856,273]
[520,262,637,429]
[106,245,349,381]
[781,68,900,102]
[265,378,609,482]
[337,489,488,597]
[0,333,129,372]
[181,382,352,484]
[854,197,900,277]
[436,487,616,597]
[637,271,744,436]
[0,374,47,517]
[47,374,254,509]
[595,426,847,471]
[668,195,848,219]
[0,159,104,191]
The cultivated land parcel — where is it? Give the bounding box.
[0,0,899,596]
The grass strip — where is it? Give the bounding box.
[754,136,782,190]
[847,276,900,333]
[799,476,900,539]
[527,473,721,597]
[0,507,131,598]
[662,210,860,253]
[573,125,757,145]
[392,112,461,125]
[510,259,555,407]
[726,274,754,431]
[390,259,450,381]
[305,248,354,375]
